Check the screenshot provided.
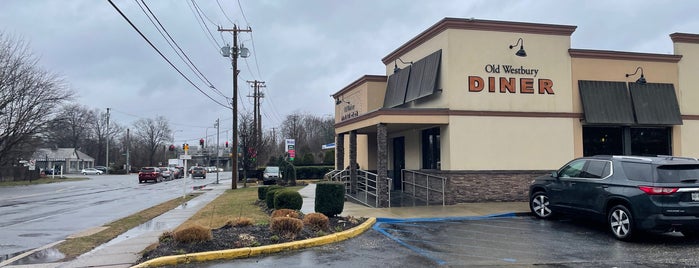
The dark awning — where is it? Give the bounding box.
[629,83,682,125]
[579,80,635,124]
[383,65,411,108]
[405,50,441,102]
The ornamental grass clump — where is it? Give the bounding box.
[271,208,301,219]
[173,225,212,243]
[303,212,330,232]
[270,217,304,239]
[226,217,254,227]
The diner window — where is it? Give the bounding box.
[421,127,440,169]
[583,126,671,156]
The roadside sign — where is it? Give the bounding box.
[179,155,192,160]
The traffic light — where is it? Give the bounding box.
[182,144,186,150]
[225,141,229,148]
[168,144,175,151]
[200,138,204,147]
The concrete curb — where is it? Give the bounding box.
[131,217,377,268]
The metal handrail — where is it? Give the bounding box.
[401,169,446,206]
[327,169,391,208]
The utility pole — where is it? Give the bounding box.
[106,107,110,174]
[219,24,252,190]
[126,128,130,173]
[247,80,265,168]
[215,118,220,184]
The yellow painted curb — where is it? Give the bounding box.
[131,217,377,268]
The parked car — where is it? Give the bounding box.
[529,155,699,241]
[190,166,206,179]
[138,167,162,183]
[44,168,61,175]
[159,167,172,180]
[81,168,103,175]
[175,166,185,178]
[262,166,281,185]
[169,167,181,179]
[94,166,108,173]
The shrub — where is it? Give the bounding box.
[295,166,334,179]
[227,217,254,227]
[173,225,212,243]
[274,190,303,210]
[270,217,303,239]
[303,212,329,231]
[258,185,282,200]
[271,208,301,219]
[315,182,345,217]
[265,187,284,209]
[158,231,173,243]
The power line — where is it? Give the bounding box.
[216,0,235,25]
[107,0,231,109]
[186,0,222,54]
[136,0,228,99]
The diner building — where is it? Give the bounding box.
[331,18,699,207]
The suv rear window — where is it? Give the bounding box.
[140,167,157,172]
[621,162,653,182]
[656,164,699,183]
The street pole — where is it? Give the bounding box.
[219,24,251,190]
[106,107,110,174]
[215,118,220,184]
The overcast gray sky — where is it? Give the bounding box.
[1,0,698,144]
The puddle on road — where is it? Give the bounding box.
[18,233,50,237]
[9,248,64,265]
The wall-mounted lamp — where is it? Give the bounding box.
[508,38,527,57]
[625,67,646,84]
[393,57,413,74]
[335,97,350,106]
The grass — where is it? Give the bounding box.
[0,177,87,187]
[55,193,201,260]
[182,186,304,230]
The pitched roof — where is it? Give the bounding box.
[32,148,95,161]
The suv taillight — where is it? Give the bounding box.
[638,186,679,195]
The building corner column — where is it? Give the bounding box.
[349,130,357,194]
[336,134,345,171]
[377,123,389,207]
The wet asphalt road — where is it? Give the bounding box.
[0,173,227,261]
[174,214,699,267]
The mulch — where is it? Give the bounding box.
[139,202,367,262]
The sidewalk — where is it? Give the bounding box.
[4,182,530,268]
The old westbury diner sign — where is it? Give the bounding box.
[468,64,554,94]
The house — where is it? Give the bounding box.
[32,148,95,174]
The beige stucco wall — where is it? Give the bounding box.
[366,80,387,112]
[446,31,573,113]
[674,40,699,157]
[674,42,699,115]
[447,116,575,170]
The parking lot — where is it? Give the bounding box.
[187,214,699,267]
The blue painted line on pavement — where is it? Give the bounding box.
[373,212,519,266]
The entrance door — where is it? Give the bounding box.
[392,137,405,190]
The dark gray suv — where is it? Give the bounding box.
[529,155,699,241]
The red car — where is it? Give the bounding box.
[138,167,163,183]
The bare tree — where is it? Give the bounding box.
[0,32,73,166]
[132,116,172,166]
[45,104,95,149]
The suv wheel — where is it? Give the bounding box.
[608,205,634,241]
[530,192,554,219]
